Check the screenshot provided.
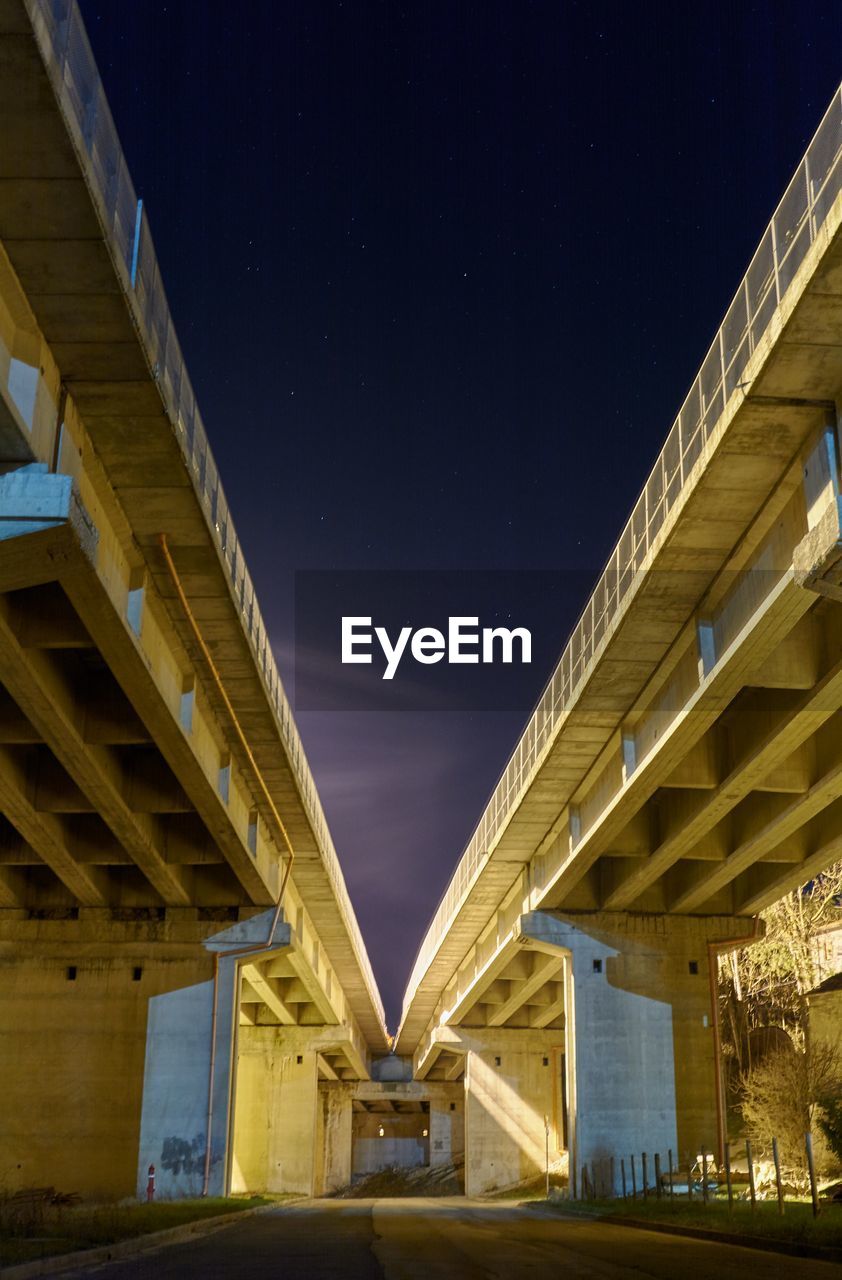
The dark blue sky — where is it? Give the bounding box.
[78,0,842,1025]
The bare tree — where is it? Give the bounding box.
[718,864,842,1120]
[740,1040,841,1175]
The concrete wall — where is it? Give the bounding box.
[0,911,220,1200]
[138,911,291,1199]
[316,1085,353,1194]
[351,1110,429,1177]
[537,912,738,1193]
[429,1094,464,1167]
[135,980,216,1199]
[462,1028,559,1196]
[230,1025,327,1196]
[808,985,842,1051]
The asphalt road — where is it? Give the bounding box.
[59,1198,840,1279]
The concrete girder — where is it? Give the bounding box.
[241,963,297,1026]
[529,983,566,1029]
[416,913,572,1076]
[671,754,842,911]
[440,932,523,1027]
[738,829,842,913]
[550,573,816,911]
[311,1033,370,1082]
[0,594,193,905]
[485,952,564,1028]
[317,1054,339,1081]
[0,742,108,903]
[60,551,276,907]
[442,1051,467,1081]
[605,651,842,908]
[284,944,342,1025]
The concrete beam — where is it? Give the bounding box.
[604,651,842,909]
[284,946,341,1025]
[672,754,842,911]
[529,983,565,1029]
[241,963,297,1026]
[0,597,191,905]
[485,952,564,1027]
[316,1054,340,1081]
[738,830,842,913]
[60,551,276,907]
[552,576,815,909]
[443,1051,467,1081]
[0,743,107,903]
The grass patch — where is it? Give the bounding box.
[547,1194,842,1251]
[0,1195,274,1267]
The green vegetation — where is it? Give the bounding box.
[547,1194,842,1252]
[0,1195,275,1267]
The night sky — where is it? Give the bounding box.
[77,1,842,1027]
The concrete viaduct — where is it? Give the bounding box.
[0,0,840,1202]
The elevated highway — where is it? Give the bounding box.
[2,0,841,1208]
[0,0,387,1199]
[397,86,842,1195]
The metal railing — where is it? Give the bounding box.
[25,0,385,1033]
[402,83,842,1021]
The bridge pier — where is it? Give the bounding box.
[460,1028,563,1196]
[0,908,254,1200]
[529,911,753,1195]
[231,1025,324,1196]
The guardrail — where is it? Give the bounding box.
[402,82,842,1020]
[25,0,386,1034]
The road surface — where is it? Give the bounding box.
[59,1198,839,1278]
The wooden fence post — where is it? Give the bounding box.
[724,1141,733,1211]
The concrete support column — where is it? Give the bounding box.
[461,1028,561,1196]
[524,910,751,1195]
[429,1096,454,1167]
[0,908,250,1201]
[138,910,292,1199]
[231,1023,336,1195]
[316,1083,353,1194]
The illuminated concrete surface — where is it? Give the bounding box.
[56,1200,842,1280]
[398,84,842,1194]
[1,0,842,1209]
[0,0,386,1201]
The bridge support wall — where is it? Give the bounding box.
[0,910,236,1200]
[230,1023,368,1197]
[456,1028,561,1196]
[540,911,750,1194]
